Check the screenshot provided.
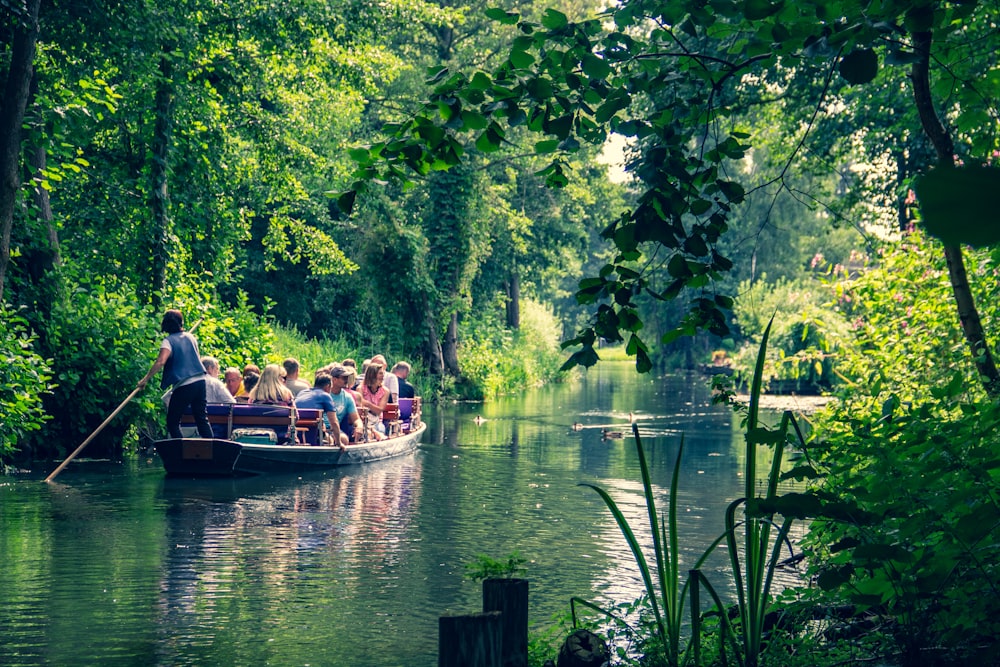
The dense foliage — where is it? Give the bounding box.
[0,0,622,464]
[4,0,1000,662]
[793,232,1000,665]
[0,303,52,466]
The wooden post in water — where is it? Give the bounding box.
[483,578,528,667]
[439,611,502,667]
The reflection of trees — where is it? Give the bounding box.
[155,458,423,664]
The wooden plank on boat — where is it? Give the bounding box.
[182,440,213,460]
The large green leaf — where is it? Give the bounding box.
[839,48,878,85]
[914,166,1000,247]
[484,7,519,25]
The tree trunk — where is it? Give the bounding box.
[443,311,461,377]
[505,271,520,329]
[911,30,1000,398]
[148,51,174,306]
[423,293,445,376]
[0,0,41,303]
[24,141,65,335]
[895,149,908,233]
[29,145,60,267]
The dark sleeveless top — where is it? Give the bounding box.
[160,332,206,390]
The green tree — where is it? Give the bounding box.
[0,0,42,302]
[342,0,1000,395]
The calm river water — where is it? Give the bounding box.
[0,362,797,666]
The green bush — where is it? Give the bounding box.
[459,298,564,399]
[19,276,280,460]
[732,274,849,389]
[804,395,1000,665]
[174,283,277,371]
[27,277,158,460]
[0,304,54,467]
[799,233,1000,665]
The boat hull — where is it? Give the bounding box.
[156,422,425,477]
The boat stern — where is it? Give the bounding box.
[156,438,243,477]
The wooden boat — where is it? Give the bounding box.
[156,399,424,477]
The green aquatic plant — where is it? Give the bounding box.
[464,551,528,582]
[704,318,802,667]
[571,320,807,666]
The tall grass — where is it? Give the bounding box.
[459,299,566,399]
[271,300,567,401]
[271,324,355,372]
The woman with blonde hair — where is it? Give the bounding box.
[344,367,363,406]
[248,363,294,406]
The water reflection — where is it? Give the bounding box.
[1,363,806,667]
[153,459,425,666]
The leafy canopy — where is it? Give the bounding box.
[340,0,1000,371]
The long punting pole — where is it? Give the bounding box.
[44,387,143,482]
[44,318,204,482]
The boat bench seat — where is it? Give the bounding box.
[180,404,322,445]
[397,397,422,433]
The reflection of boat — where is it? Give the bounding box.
[157,422,426,477]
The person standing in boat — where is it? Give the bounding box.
[137,309,213,439]
[160,355,234,407]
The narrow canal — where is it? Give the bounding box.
[0,362,801,666]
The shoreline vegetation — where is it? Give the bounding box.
[272,297,570,404]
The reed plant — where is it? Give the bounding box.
[571,321,806,666]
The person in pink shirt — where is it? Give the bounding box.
[361,362,389,435]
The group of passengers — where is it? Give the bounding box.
[138,308,415,446]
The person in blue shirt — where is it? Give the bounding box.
[327,365,362,442]
[294,368,359,449]
[137,309,213,439]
